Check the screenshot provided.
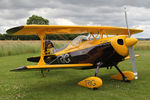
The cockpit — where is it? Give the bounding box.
[69,35,88,47]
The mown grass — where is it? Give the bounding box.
[0,50,150,100]
[0,40,150,100]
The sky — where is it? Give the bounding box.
[0,0,150,38]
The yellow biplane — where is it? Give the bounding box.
[6,25,143,89]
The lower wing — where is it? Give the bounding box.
[11,64,93,71]
[124,54,139,60]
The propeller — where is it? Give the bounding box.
[124,7,138,79]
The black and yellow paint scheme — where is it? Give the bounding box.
[7,25,143,89]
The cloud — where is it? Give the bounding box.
[0,0,149,38]
[0,18,26,33]
[0,9,28,20]
[132,25,150,38]
[54,18,76,25]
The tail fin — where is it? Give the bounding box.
[45,40,55,55]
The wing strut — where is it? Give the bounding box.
[37,31,46,65]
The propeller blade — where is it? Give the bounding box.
[128,46,138,79]
[124,7,130,37]
[124,7,138,79]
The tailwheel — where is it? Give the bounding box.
[41,69,50,77]
[111,65,135,81]
[41,69,45,77]
[78,76,103,89]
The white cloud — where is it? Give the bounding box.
[54,18,76,25]
[0,18,26,33]
[132,25,150,38]
[0,0,149,38]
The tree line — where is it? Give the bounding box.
[0,33,85,40]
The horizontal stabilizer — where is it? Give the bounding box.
[27,55,56,62]
[10,66,27,71]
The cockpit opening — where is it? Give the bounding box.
[70,35,88,47]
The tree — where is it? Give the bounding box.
[26,15,49,25]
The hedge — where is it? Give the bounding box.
[0,34,88,40]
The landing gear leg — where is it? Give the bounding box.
[92,62,103,90]
[78,62,103,89]
[95,62,103,77]
[41,69,45,77]
[114,65,130,82]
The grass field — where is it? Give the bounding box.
[0,41,150,100]
[0,40,150,57]
[0,40,70,57]
[135,40,150,50]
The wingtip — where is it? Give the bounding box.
[6,26,24,34]
[10,66,27,71]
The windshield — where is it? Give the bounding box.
[70,35,87,47]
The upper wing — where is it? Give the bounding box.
[6,25,143,35]
[11,63,93,71]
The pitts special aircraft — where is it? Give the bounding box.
[6,25,143,89]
